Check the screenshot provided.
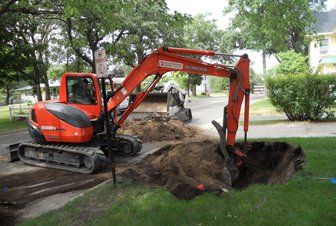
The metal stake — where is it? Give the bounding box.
[101,77,117,187]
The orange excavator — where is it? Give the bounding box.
[18,47,250,177]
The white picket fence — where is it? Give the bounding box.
[8,104,31,122]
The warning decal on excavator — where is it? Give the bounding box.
[121,87,127,95]
[158,60,183,70]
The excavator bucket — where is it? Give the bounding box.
[134,93,169,113]
[130,92,192,122]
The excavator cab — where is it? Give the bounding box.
[60,73,103,120]
[67,77,97,105]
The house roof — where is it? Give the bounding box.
[15,80,60,92]
[312,10,336,34]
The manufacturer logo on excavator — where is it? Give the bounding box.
[41,125,57,131]
[158,60,183,70]
[186,65,208,72]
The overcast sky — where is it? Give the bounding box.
[166,0,336,28]
[166,0,336,73]
[166,0,229,29]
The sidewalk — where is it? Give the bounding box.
[203,121,336,138]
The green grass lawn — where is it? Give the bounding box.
[240,119,289,126]
[249,98,279,115]
[0,106,27,132]
[21,137,336,226]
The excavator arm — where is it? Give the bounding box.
[108,47,250,156]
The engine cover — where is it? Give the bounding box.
[29,102,94,143]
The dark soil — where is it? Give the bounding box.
[122,140,305,200]
[0,168,112,225]
[119,119,200,142]
[233,142,305,188]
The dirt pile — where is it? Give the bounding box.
[122,140,305,199]
[119,119,200,142]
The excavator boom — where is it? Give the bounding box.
[108,47,250,149]
[20,47,250,175]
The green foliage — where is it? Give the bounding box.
[172,72,203,96]
[183,14,225,51]
[209,77,229,92]
[173,72,202,89]
[173,13,233,96]
[250,68,264,90]
[266,73,336,121]
[209,70,264,93]
[225,0,325,54]
[108,0,189,67]
[274,51,310,75]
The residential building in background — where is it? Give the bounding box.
[309,10,336,74]
[15,80,60,103]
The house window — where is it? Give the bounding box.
[320,38,329,54]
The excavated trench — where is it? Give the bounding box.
[122,140,305,200]
[0,119,306,223]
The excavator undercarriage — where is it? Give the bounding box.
[18,131,142,174]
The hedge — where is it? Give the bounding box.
[265,73,336,121]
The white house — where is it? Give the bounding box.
[309,10,336,74]
[15,80,60,103]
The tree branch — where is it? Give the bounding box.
[0,0,19,15]
[66,18,93,67]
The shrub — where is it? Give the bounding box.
[266,73,336,121]
[274,51,310,75]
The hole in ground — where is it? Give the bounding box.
[122,140,306,200]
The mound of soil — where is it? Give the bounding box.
[122,140,305,200]
[119,119,199,142]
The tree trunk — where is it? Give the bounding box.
[186,83,190,97]
[43,73,51,100]
[43,51,51,100]
[191,86,197,96]
[91,49,96,73]
[34,69,43,101]
[5,86,10,105]
[203,76,208,94]
[262,50,266,74]
[36,83,42,101]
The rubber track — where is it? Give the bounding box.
[116,134,142,156]
[18,141,102,174]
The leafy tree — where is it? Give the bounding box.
[0,1,62,101]
[173,72,203,96]
[58,0,126,73]
[250,71,264,88]
[209,77,229,93]
[109,0,189,67]
[175,14,233,96]
[225,0,326,73]
[274,51,310,75]
[0,0,61,16]
[0,74,20,105]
